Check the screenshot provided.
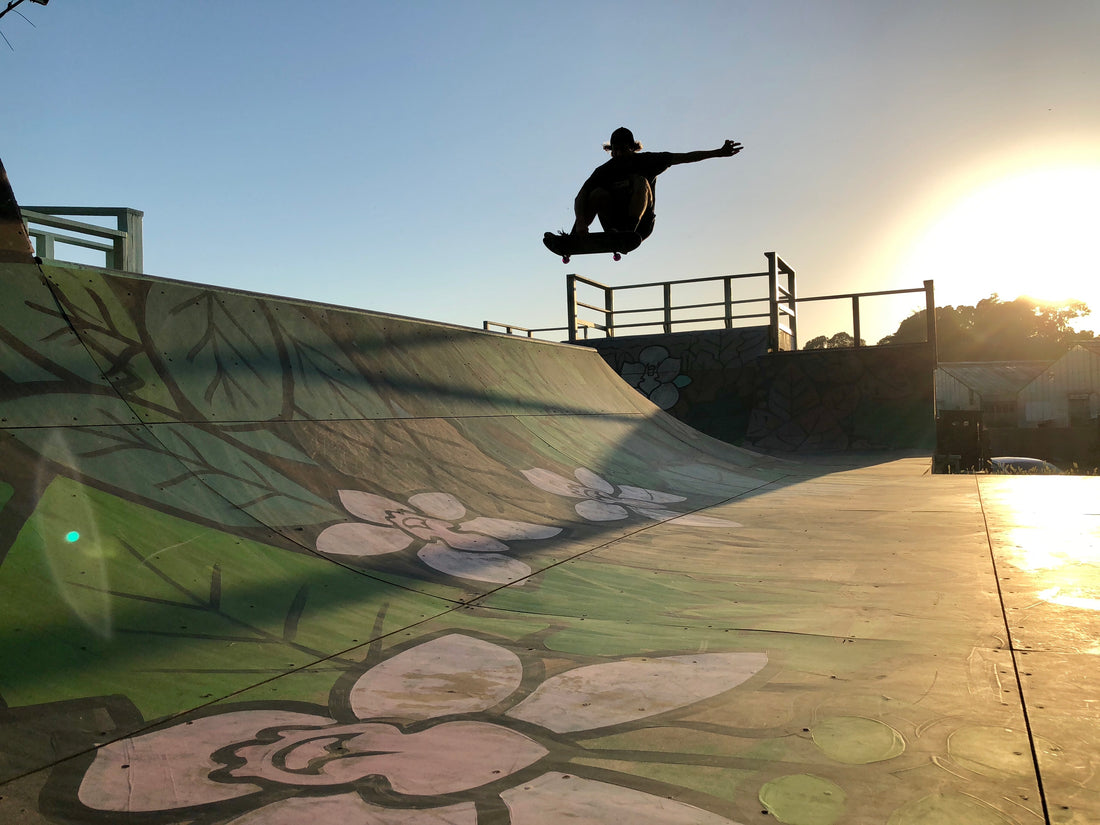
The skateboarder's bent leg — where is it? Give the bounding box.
[572,175,653,235]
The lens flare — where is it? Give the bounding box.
[894,162,1100,329]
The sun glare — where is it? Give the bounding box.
[894,164,1100,326]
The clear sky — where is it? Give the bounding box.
[5,1,1099,344]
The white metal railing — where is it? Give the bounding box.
[564,252,796,348]
[21,206,143,272]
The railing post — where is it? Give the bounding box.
[852,295,861,347]
[32,230,54,260]
[663,282,672,334]
[766,252,779,351]
[786,260,797,350]
[566,274,578,343]
[924,279,937,363]
[925,279,938,426]
[605,284,615,338]
[723,277,733,329]
[118,208,143,272]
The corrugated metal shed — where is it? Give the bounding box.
[936,361,1051,421]
[1018,342,1100,427]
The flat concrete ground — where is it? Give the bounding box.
[733,455,1099,825]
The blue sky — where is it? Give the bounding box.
[5,1,1099,343]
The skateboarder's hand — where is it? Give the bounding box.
[717,140,743,157]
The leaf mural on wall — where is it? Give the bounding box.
[13,417,338,528]
[2,269,411,531]
[275,308,393,421]
[143,288,390,423]
[1,269,142,424]
[0,473,415,719]
[143,287,288,421]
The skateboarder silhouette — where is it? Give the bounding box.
[544,127,743,262]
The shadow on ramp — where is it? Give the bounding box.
[0,260,1067,825]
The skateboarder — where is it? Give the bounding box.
[569,127,743,240]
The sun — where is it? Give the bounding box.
[893,164,1100,327]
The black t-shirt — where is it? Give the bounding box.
[581,152,674,236]
[583,152,675,201]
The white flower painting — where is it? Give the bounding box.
[523,467,740,527]
[76,634,768,824]
[316,490,560,584]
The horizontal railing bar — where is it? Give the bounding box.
[575,300,610,314]
[482,321,534,335]
[21,210,128,240]
[23,206,143,218]
[483,321,601,337]
[598,271,770,292]
[569,273,610,290]
[597,296,772,318]
[599,312,770,331]
[28,230,114,254]
[795,287,926,302]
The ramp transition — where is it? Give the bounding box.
[1,260,1097,824]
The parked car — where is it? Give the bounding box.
[987,456,1061,474]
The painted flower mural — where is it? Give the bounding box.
[75,634,768,824]
[316,490,560,584]
[523,467,741,527]
[620,345,691,410]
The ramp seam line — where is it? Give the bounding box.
[976,476,1052,824]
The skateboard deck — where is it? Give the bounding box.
[543,231,642,263]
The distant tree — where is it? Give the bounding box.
[0,0,50,49]
[877,295,1095,360]
[804,331,866,349]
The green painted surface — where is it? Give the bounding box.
[0,475,451,718]
[810,716,906,764]
[0,261,1096,824]
[759,774,847,825]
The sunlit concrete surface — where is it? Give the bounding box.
[0,259,1097,825]
[979,476,1100,824]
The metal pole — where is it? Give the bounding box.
[566,274,578,343]
[852,296,861,347]
[766,252,778,350]
[925,279,938,433]
[787,262,797,350]
[924,280,937,363]
[605,284,615,338]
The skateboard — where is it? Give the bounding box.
[543,231,642,263]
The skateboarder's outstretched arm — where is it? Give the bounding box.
[666,139,743,166]
[565,129,743,239]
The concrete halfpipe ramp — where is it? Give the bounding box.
[1,252,1098,824]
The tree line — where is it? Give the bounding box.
[805,295,1095,361]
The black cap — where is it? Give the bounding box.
[603,127,642,151]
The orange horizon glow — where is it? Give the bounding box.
[878,146,1100,335]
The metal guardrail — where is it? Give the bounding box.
[486,252,936,355]
[797,280,937,359]
[482,320,595,340]
[20,206,143,272]
[564,252,797,348]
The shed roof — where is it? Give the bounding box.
[937,361,1052,398]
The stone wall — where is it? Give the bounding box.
[588,329,935,452]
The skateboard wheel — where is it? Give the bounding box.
[562,255,570,264]
[613,252,622,261]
